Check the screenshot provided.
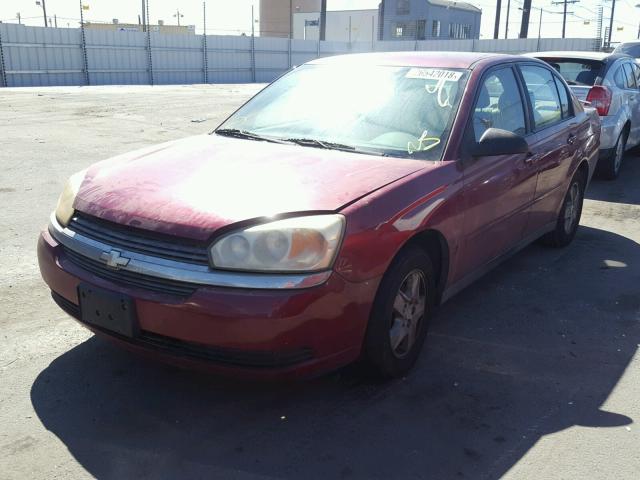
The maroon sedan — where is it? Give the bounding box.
[38,52,600,379]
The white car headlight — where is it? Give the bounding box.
[55,169,87,227]
[210,215,345,272]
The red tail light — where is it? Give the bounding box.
[586,86,612,116]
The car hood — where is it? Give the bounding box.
[74,134,425,241]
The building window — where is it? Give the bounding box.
[449,23,472,39]
[417,20,426,40]
[393,22,415,37]
[397,0,410,15]
[432,20,441,37]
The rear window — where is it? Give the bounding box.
[536,58,604,86]
[613,43,640,58]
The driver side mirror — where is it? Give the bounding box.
[471,128,529,157]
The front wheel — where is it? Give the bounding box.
[540,169,586,248]
[362,246,435,378]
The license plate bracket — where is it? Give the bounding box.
[78,284,139,338]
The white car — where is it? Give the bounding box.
[614,42,640,59]
[526,51,640,179]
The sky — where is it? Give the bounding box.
[1,0,639,43]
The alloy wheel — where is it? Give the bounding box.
[389,269,427,359]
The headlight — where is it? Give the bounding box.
[55,169,87,227]
[210,215,345,272]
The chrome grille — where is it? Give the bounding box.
[63,247,197,297]
[69,213,210,265]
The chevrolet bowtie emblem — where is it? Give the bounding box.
[99,250,130,270]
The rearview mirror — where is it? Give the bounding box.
[471,128,529,157]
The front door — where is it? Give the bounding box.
[457,66,538,278]
[518,64,579,232]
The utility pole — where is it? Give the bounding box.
[505,0,511,38]
[519,0,532,38]
[320,0,327,41]
[607,0,616,48]
[37,0,48,27]
[551,0,579,39]
[17,12,21,24]
[174,9,184,26]
[141,0,146,32]
[289,0,293,39]
[494,0,502,39]
[54,14,57,28]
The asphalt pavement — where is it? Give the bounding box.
[0,85,638,480]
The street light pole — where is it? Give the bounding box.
[635,4,640,39]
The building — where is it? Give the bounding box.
[259,0,320,38]
[83,21,195,35]
[379,0,481,41]
[293,10,378,42]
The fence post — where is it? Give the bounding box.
[145,0,153,85]
[202,1,208,84]
[79,1,90,85]
[0,26,7,87]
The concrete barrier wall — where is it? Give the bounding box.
[0,23,601,87]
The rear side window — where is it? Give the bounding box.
[520,65,563,130]
[472,67,526,142]
[537,58,604,86]
[613,67,626,89]
[633,64,640,88]
[622,63,637,89]
[553,76,571,118]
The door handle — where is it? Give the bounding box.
[567,134,576,145]
[524,151,535,165]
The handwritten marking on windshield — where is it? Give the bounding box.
[408,130,441,155]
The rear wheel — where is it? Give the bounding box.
[362,246,435,378]
[541,169,586,248]
[600,130,627,180]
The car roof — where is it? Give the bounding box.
[307,51,522,69]
[525,51,630,62]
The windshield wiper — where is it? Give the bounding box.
[215,128,287,144]
[284,138,386,156]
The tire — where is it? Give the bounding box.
[540,168,586,248]
[362,246,436,378]
[600,130,627,180]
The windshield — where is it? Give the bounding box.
[217,64,469,160]
[537,58,604,86]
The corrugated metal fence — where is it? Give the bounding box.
[0,23,600,87]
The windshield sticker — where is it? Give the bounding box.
[408,130,441,155]
[405,68,463,81]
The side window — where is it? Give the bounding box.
[633,64,640,88]
[622,63,637,89]
[553,75,572,119]
[520,65,563,130]
[613,67,626,89]
[472,67,526,142]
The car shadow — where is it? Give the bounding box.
[30,223,639,480]
[586,150,640,204]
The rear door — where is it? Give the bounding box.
[517,63,580,232]
[458,65,538,276]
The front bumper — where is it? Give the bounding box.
[38,228,378,379]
